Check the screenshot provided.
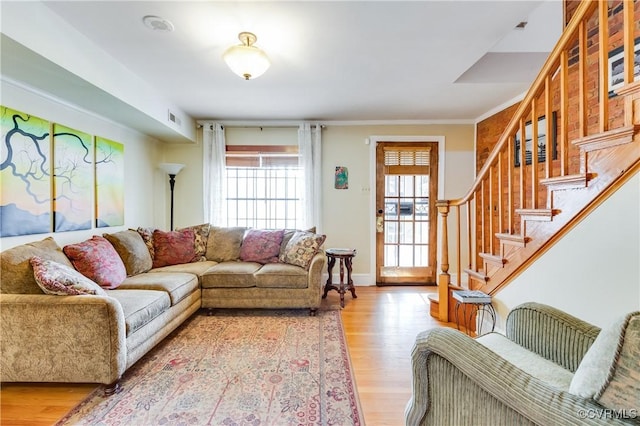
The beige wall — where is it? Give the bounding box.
[0,81,164,250]
[163,122,476,283]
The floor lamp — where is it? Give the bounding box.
[158,163,185,231]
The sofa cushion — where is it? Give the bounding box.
[206,226,247,262]
[103,230,153,276]
[136,227,156,260]
[63,236,127,289]
[201,261,260,288]
[279,231,326,270]
[240,229,285,264]
[149,260,217,279]
[279,227,316,258]
[177,223,210,262]
[118,272,199,305]
[152,229,196,268]
[1,237,74,294]
[30,256,107,296]
[254,262,308,289]
[569,311,640,412]
[106,289,171,337]
[477,332,574,391]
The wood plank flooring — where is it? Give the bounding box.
[0,286,452,425]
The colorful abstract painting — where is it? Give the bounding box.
[53,124,93,232]
[335,166,348,189]
[0,106,52,237]
[95,136,124,228]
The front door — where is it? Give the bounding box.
[375,142,438,285]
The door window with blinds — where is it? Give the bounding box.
[376,142,438,285]
[225,145,302,229]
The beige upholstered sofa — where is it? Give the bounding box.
[0,225,326,393]
[405,302,640,426]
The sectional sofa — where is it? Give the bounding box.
[0,225,326,394]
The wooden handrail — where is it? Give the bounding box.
[434,0,640,323]
[449,0,597,207]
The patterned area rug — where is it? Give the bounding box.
[56,309,363,426]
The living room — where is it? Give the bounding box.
[1,1,639,424]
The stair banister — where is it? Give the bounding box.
[435,0,600,322]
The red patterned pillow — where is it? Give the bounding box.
[152,229,196,268]
[63,236,127,289]
[240,229,285,264]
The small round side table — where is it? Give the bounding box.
[322,248,357,308]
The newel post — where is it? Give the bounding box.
[436,200,451,322]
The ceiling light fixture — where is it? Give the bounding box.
[223,32,270,80]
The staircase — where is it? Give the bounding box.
[431,1,640,324]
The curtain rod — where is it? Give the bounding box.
[196,120,324,129]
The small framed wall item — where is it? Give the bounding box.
[514,111,557,167]
[335,166,348,189]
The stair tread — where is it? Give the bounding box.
[463,268,489,281]
[516,208,557,221]
[573,125,638,152]
[540,173,592,189]
[496,233,529,247]
[479,252,507,265]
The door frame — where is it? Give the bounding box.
[368,136,446,285]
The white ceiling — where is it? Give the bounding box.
[0,1,562,142]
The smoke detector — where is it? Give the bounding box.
[142,15,174,32]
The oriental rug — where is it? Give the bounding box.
[56,309,364,426]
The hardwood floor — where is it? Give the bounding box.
[0,286,452,425]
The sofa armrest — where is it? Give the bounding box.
[0,293,127,385]
[405,327,627,426]
[307,251,327,294]
[505,302,601,372]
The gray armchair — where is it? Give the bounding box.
[405,302,639,425]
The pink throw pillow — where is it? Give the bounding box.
[152,229,196,268]
[63,236,127,289]
[240,229,285,264]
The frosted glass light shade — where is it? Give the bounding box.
[158,163,185,175]
[223,32,270,80]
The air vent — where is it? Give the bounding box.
[167,110,182,127]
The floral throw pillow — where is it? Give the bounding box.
[152,229,196,268]
[136,227,156,260]
[240,229,285,264]
[177,223,210,262]
[30,256,106,296]
[62,236,127,289]
[279,231,326,269]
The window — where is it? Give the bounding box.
[225,145,302,229]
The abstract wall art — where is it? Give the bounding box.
[335,166,348,189]
[95,136,124,228]
[53,124,93,232]
[0,107,52,237]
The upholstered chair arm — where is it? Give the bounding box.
[0,293,127,385]
[405,327,625,426]
[307,251,327,299]
[505,302,601,372]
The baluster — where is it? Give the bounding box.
[455,205,461,286]
[560,50,569,176]
[531,100,538,209]
[436,201,450,321]
[598,1,609,133]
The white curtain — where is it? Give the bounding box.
[202,123,227,225]
[298,123,322,230]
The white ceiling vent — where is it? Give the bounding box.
[142,15,174,32]
[168,110,182,127]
